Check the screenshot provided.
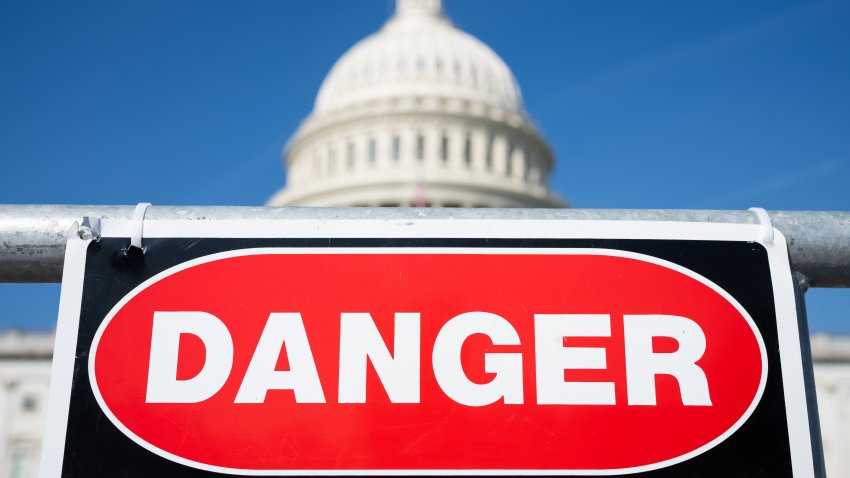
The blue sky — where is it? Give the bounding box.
[1,0,848,332]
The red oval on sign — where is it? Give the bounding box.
[90,248,767,474]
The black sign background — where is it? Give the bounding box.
[59,237,792,477]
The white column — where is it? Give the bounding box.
[471,128,488,172]
[354,133,367,172]
[378,129,392,169]
[0,381,9,478]
[527,149,542,183]
[343,137,354,172]
[511,145,526,181]
[449,126,465,170]
[402,128,417,166]
[311,149,323,182]
[0,381,16,478]
[288,155,301,184]
[285,155,298,184]
[833,380,850,477]
[426,126,441,168]
[491,134,508,175]
[326,140,337,177]
[299,149,314,184]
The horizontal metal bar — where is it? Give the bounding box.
[0,205,848,286]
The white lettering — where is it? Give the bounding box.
[338,312,420,403]
[624,314,712,406]
[432,311,523,406]
[235,313,325,403]
[535,314,615,405]
[146,311,233,403]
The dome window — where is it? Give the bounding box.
[21,394,38,412]
[440,134,449,163]
[392,135,401,162]
[346,142,356,170]
[506,142,514,176]
[368,138,377,165]
[10,444,34,478]
[485,135,493,171]
[416,134,425,161]
[463,134,472,167]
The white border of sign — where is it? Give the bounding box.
[40,219,815,477]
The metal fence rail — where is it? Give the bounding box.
[1,204,848,286]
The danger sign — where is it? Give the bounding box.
[42,219,818,477]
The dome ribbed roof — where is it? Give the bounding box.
[314,0,524,115]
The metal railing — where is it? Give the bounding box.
[0,203,845,477]
[1,205,848,286]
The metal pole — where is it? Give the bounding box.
[793,272,827,478]
[1,205,848,285]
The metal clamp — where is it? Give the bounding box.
[748,207,774,245]
[128,202,152,253]
[77,216,101,241]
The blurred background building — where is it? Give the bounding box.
[0,1,847,477]
[0,332,52,478]
[268,0,562,208]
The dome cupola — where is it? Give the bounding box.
[314,0,523,117]
[269,0,564,208]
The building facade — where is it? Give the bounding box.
[0,332,52,478]
[812,334,850,476]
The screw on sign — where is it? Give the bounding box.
[41,220,819,477]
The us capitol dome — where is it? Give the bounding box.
[268,0,565,208]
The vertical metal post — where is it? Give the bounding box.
[794,273,827,477]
